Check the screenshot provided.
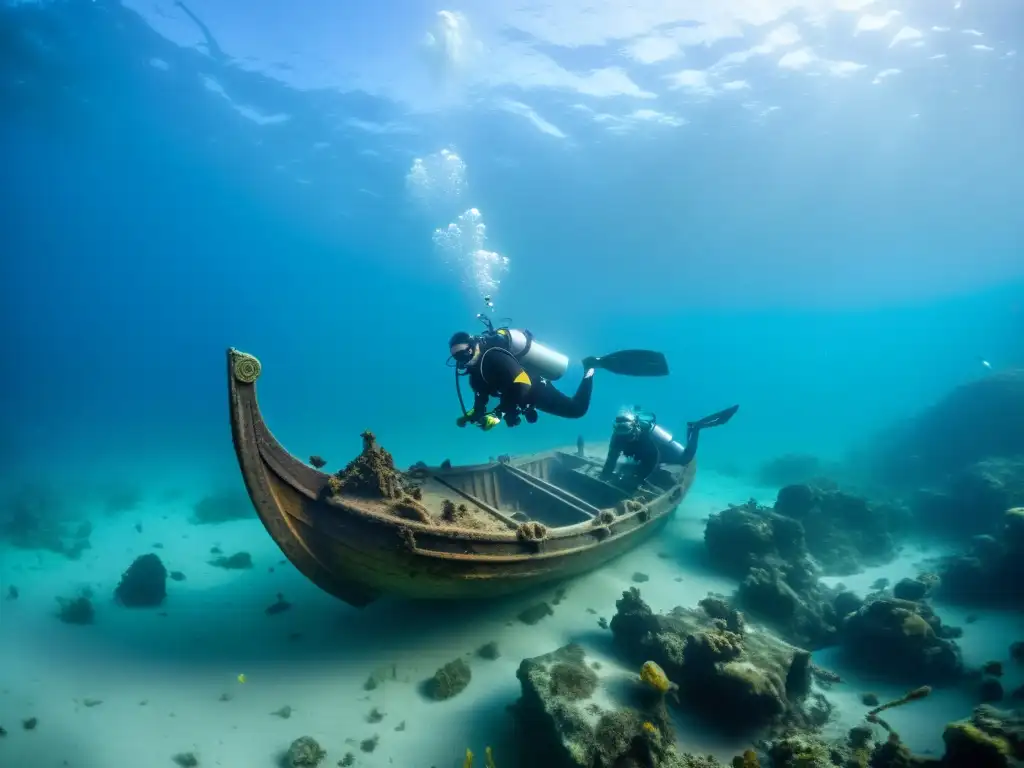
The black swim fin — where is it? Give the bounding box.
[584,350,669,377]
[688,404,739,431]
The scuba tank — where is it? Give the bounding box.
[631,409,684,454]
[475,314,569,381]
[452,313,570,422]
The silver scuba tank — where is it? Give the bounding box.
[650,423,687,463]
[650,424,675,447]
[498,328,569,381]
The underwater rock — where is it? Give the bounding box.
[772,483,909,575]
[511,643,718,768]
[426,657,471,701]
[609,588,829,735]
[56,593,94,625]
[893,577,931,602]
[937,508,1024,605]
[941,704,1024,767]
[114,553,167,607]
[327,431,402,499]
[191,490,251,524]
[704,501,839,649]
[477,641,500,660]
[209,552,252,570]
[913,457,1024,539]
[265,593,291,615]
[171,752,199,767]
[518,602,554,625]
[840,597,962,684]
[286,736,326,767]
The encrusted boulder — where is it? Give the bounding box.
[938,508,1024,605]
[511,643,721,768]
[941,704,1024,767]
[704,502,839,649]
[609,588,829,735]
[773,484,910,574]
[840,598,962,684]
[912,458,1024,538]
[114,553,167,607]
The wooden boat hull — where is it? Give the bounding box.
[226,348,696,608]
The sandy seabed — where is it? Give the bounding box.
[2,464,1022,768]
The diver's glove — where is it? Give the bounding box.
[456,408,478,428]
[480,414,501,431]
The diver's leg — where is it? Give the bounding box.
[662,426,700,467]
[532,372,594,419]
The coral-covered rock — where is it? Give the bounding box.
[114,553,167,607]
[941,705,1024,768]
[426,657,471,700]
[704,502,839,649]
[773,484,909,574]
[286,735,326,767]
[913,458,1024,538]
[609,588,828,735]
[840,598,962,684]
[893,577,931,602]
[511,643,719,768]
[938,508,1024,605]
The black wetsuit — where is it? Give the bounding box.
[467,346,593,426]
[601,423,698,485]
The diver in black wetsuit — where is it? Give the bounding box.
[600,405,739,487]
[449,319,669,431]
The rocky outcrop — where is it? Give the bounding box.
[760,702,1024,767]
[704,502,841,649]
[114,553,167,607]
[942,704,1024,767]
[866,369,1024,489]
[912,458,1024,539]
[609,588,829,735]
[511,643,724,768]
[840,597,962,684]
[773,484,910,575]
[938,508,1024,605]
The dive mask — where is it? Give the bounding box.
[450,341,476,368]
[613,412,637,436]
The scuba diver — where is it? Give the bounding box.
[600,404,739,488]
[449,314,670,431]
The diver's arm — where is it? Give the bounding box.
[601,437,623,478]
[469,389,490,423]
[483,351,532,413]
[634,442,660,483]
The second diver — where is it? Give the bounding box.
[449,316,669,431]
[600,404,739,488]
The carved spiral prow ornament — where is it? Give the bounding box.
[232,351,262,384]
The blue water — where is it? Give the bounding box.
[2,1,1023,766]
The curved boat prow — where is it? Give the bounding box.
[226,347,381,607]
